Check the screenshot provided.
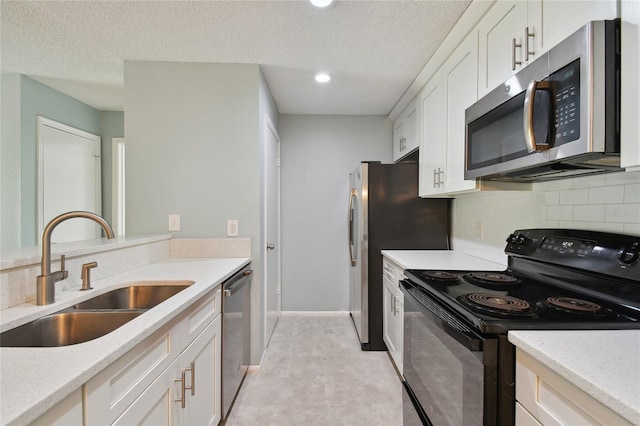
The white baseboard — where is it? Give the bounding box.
[280,311,350,316]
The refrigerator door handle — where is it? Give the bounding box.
[349,189,357,266]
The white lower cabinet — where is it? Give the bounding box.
[515,348,632,426]
[382,258,403,375]
[30,389,83,426]
[114,315,222,426]
[82,287,222,426]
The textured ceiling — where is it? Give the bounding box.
[1,0,472,115]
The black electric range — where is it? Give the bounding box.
[400,229,640,426]
[405,228,640,334]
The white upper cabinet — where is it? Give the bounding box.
[542,1,618,52]
[478,0,618,98]
[420,30,480,197]
[478,0,541,98]
[419,73,446,196]
[393,97,419,162]
[442,30,480,194]
[621,0,639,170]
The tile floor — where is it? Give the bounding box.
[225,313,403,426]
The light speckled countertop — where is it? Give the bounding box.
[381,249,507,270]
[0,257,250,426]
[509,330,640,425]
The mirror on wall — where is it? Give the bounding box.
[0,74,124,250]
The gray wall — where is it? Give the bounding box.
[279,115,393,311]
[124,61,276,364]
[0,74,123,248]
[1,74,22,249]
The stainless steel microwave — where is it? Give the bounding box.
[465,19,621,182]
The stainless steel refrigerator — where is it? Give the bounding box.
[349,161,450,351]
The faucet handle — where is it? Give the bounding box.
[53,255,69,282]
[81,261,98,290]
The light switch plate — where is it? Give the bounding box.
[169,214,181,232]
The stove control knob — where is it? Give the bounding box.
[619,247,639,265]
[515,234,528,246]
[506,233,518,244]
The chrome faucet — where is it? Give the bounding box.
[37,211,115,305]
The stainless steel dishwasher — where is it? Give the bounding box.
[221,265,252,423]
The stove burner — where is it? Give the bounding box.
[421,271,461,284]
[463,272,521,290]
[458,293,536,318]
[538,297,615,320]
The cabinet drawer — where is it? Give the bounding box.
[382,258,401,285]
[85,287,221,425]
[515,349,633,426]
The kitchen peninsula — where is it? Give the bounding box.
[0,236,250,425]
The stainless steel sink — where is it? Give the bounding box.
[0,311,143,347]
[0,282,193,347]
[71,284,191,310]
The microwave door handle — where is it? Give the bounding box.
[523,80,553,153]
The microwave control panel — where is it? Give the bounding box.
[552,59,581,145]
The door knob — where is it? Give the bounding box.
[267,243,275,250]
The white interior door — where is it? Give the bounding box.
[264,116,281,345]
[37,116,101,244]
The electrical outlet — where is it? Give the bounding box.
[227,220,239,237]
[169,214,181,232]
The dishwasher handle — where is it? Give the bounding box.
[224,269,252,297]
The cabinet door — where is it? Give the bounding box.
[621,0,640,169]
[418,73,446,197]
[382,275,403,375]
[112,360,181,426]
[30,389,83,426]
[542,0,618,54]
[177,314,222,426]
[442,29,479,194]
[478,0,528,97]
[393,119,405,162]
[404,99,419,154]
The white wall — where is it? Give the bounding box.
[279,115,393,311]
[124,61,275,364]
[452,171,640,259]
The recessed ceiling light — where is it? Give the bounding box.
[310,0,336,9]
[315,73,331,83]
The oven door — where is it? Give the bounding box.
[401,280,498,426]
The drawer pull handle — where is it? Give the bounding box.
[175,370,187,408]
[186,361,196,396]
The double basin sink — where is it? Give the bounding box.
[0,283,192,348]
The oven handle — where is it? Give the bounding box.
[523,80,554,153]
[400,280,483,352]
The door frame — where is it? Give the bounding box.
[263,115,281,345]
[36,116,101,243]
[112,138,126,236]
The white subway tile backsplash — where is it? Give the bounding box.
[544,191,560,206]
[453,171,640,247]
[589,222,624,233]
[624,184,640,203]
[605,170,640,186]
[604,204,640,223]
[559,188,589,205]
[588,186,624,204]
[547,206,573,221]
[573,205,605,222]
[572,174,607,189]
